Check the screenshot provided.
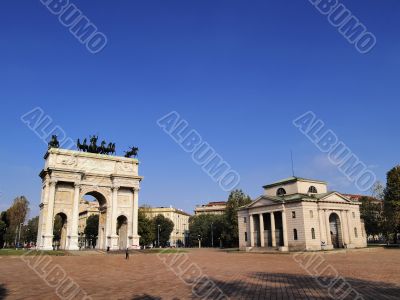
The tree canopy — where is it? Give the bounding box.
[153,214,174,247]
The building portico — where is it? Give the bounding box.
[238,177,367,252]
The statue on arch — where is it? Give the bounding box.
[48,135,60,149]
[124,146,139,158]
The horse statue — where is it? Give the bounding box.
[48,135,60,149]
[76,135,116,155]
[77,138,89,152]
[88,135,98,153]
[124,146,139,158]
[98,140,107,154]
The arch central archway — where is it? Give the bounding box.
[80,191,108,250]
[329,213,343,248]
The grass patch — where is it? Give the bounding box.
[141,248,188,254]
[0,249,66,256]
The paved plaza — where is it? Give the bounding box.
[0,248,399,299]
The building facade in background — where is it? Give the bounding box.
[144,206,191,247]
[194,201,226,215]
[238,177,367,252]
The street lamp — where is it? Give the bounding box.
[198,234,201,249]
[157,224,160,248]
[211,222,214,248]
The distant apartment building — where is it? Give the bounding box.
[194,201,227,215]
[143,206,191,247]
[78,200,100,235]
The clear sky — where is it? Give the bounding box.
[0,0,399,217]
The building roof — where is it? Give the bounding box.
[238,191,359,211]
[262,176,327,189]
[343,194,382,204]
[141,206,192,216]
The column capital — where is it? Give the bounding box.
[49,179,58,185]
[74,182,81,188]
[112,185,120,191]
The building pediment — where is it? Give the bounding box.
[245,196,282,209]
[317,192,352,204]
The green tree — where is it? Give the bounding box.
[4,196,29,246]
[153,214,174,247]
[138,208,154,246]
[23,216,39,245]
[359,196,383,238]
[224,189,252,247]
[383,166,400,243]
[84,215,99,248]
[188,214,225,247]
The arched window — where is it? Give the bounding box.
[308,186,318,193]
[293,229,298,240]
[277,188,287,196]
[311,228,316,239]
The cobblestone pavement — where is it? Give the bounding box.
[0,248,399,299]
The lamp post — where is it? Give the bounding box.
[211,222,214,248]
[157,224,160,248]
[198,234,201,248]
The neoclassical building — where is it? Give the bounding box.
[36,148,142,251]
[238,177,367,251]
[143,206,191,247]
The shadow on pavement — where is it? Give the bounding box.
[0,284,8,300]
[131,294,162,300]
[194,272,400,299]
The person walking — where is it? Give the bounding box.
[125,248,129,260]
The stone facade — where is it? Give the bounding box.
[36,148,143,251]
[194,201,226,215]
[144,206,191,247]
[238,177,367,252]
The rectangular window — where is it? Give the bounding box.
[243,217,247,223]
[310,210,313,218]
[352,212,356,218]
[244,232,248,242]
[354,227,358,238]
[292,211,296,218]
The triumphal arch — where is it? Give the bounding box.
[36,148,142,250]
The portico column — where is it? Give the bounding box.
[68,183,80,250]
[249,214,255,247]
[110,185,120,250]
[43,179,57,250]
[340,210,349,246]
[318,209,326,247]
[281,210,289,251]
[259,213,265,247]
[346,210,353,244]
[271,212,276,247]
[325,210,332,246]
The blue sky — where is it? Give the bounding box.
[0,0,399,217]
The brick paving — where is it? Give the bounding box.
[0,248,399,299]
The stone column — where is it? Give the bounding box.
[42,179,57,250]
[110,185,120,250]
[271,212,276,247]
[318,208,326,248]
[346,210,353,244]
[259,213,265,247]
[340,210,349,246]
[249,214,255,247]
[68,183,80,250]
[281,210,289,251]
[130,188,140,249]
[36,182,49,249]
[325,210,332,247]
